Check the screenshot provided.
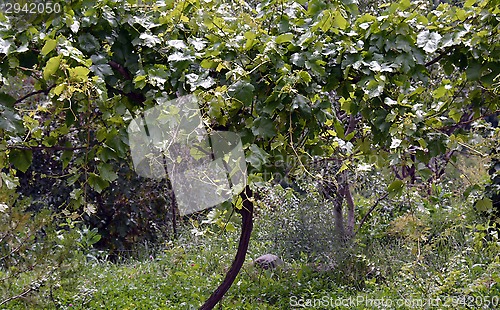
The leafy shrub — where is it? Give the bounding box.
[485,134,500,220]
[12,147,176,256]
[85,169,175,256]
[0,188,84,308]
[255,185,338,261]
[1,76,176,255]
[254,184,369,288]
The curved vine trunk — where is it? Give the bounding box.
[199,186,254,310]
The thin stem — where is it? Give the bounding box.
[354,192,389,236]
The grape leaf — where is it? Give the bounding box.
[9,149,33,173]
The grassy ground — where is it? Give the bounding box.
[4,206,499,309]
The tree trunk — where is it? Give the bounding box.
[170,186,178,240]
[343,183,355,239]
[332,191,346,241]
[199,186,254,310]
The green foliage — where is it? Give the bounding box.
[0,0,499,307]
[484,128,500,219]
[255,185,338,261]
[0,0,498,205]
[8,149,32,173]
[0,188,84,308]
[83,173,175,254]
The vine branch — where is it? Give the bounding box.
[437,109,500,134]
[354,192,389,236]
[7,144,96,151]
[425,46,454,67]
[14,85,55,105]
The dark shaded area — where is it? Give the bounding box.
[15,151,177,256]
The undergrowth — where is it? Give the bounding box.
[1,156,499,309]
